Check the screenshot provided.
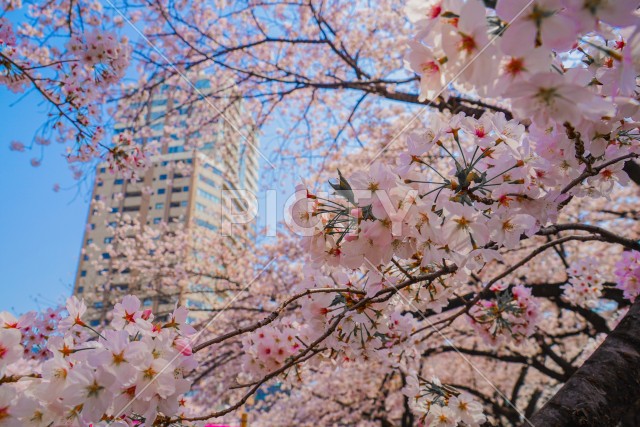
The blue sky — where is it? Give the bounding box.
[0,87,90,314]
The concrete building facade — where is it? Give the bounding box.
[72,80,259,325]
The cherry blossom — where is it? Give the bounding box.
[562,259,605,308]
[0,296,196,426]
[111,295,151,333]
[615,251,640,302]
[441,0,498,93]
[0,329,22,376]
[507,72,613,125]
[242,325,302,377]
[564,0,640,32]
[405,40,445,102]
[469,285,541,345]
[496,0,577,54]
[404,374,486,427]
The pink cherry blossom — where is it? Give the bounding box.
[507,72,613,125]
[497,0,577,54]
[615,251,640,302]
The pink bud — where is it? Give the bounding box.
[175,337,192,356]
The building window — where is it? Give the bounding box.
[153,218,161,224]
[97,181,103,187]
[198,174,216,188]
[155,203,164,210]
[143,298,153,307]
[94,302,104,309]
[111,207,119,213]
[99,167,106,173]
[90,319,100,326]
[181,200,188,207]
[158,188,166,195]
[114,179,124,185]
[80,270,87,277]
[183,186,189,192]
[170,202,180,208]
[102,253,111,260]
[90,223,95,230]
[83,254,89,261]
[77,286,84,293]
[122,206,139,212]
[196,219,217,232]
[104,237,113,244]
[86,239,93,245]
[203,164,224,176]
[108,221,117,228]
[159,174,167,180]
[197,188,220,203]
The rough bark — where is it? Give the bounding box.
[620,397,640,426]
[525,298,640,427]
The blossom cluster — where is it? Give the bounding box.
[0,17,16,47]
[67,31,130,85]
[1,2,139,176]
[280,1,640,417]
[242,324,302,377]
[0,295,197,426]
[406,0,639,120]
[103,132,157,180]
[615,250,640,302]
[469,284,540,345]
[286,0,640,355]
[561,259,605,308]
[295,268,422,363]
[1,307,62,363]
[295,110,636,273]
[403,374,486,427]
[288,101,637,369]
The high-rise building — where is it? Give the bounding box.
[72,80,259,325]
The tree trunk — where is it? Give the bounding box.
[526,298,640,426]
[620,397,640,426]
